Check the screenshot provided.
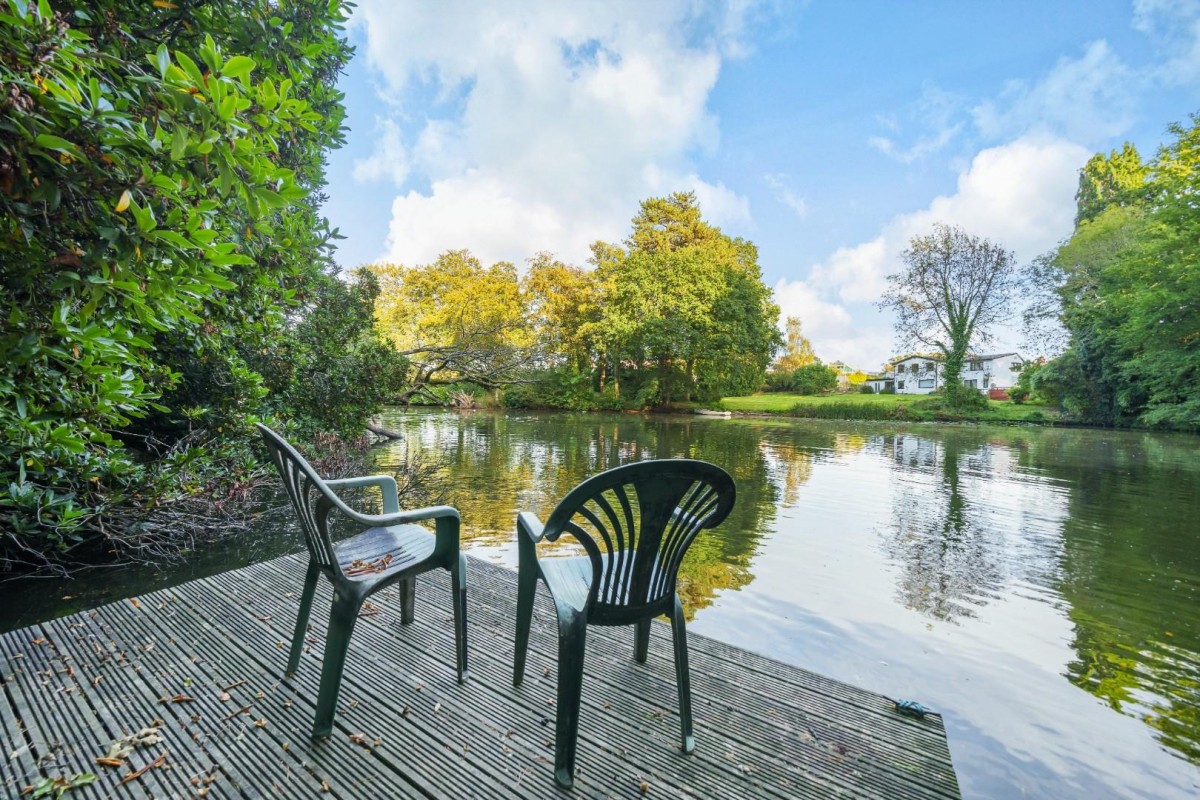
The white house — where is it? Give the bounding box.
[891,355,942,394]
[960,353,1025,393]
[890,353,1024,395]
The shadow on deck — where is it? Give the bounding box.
[0,554,959,798]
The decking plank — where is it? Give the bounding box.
[0,553,959,799]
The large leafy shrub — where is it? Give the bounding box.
[0,1,385,566]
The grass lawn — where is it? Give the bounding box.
[717,391,1060,424]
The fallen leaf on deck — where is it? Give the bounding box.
[157,694,195,704]
[120,753,166,784]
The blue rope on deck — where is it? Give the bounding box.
[892,699,940,720]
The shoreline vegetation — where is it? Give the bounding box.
[711,392,1065,426]
[413,389,1198,431]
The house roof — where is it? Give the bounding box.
[888,353,942,364]
[889,351,1022,364]
[971,352,1022,360]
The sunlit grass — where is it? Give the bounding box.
[717,392,1060,423]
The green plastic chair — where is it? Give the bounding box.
[512,459,736,788]
[257,424,468,739]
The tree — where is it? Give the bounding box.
[1074,142,1150,226]
[589,193,780,404]
[372,251,533,402]
[523,252,599,373]
[774,317,817,372]
[878,224,1018,407]
[1025,114,1199,428]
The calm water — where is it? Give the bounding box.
[3,409,1198,798]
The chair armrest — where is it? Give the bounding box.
[333,503,460,530]
[326,474,399,514]
[517,512,545,543]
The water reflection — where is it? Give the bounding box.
[373,410,782,617]
[879,432,1061,623]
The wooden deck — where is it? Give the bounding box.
[0,554,959,798]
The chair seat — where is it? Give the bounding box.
[539,552,669,617]
[537,556,593,611]
[334,524,436,581]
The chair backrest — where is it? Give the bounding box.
[541,459,735,620]
[257,423,339,569]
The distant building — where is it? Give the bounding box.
[864,374,893,393]
[887,353,1025,395]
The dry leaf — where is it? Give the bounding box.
[157,694,196,704]
[120,753,167,785]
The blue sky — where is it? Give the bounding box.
[322,1,1200,371]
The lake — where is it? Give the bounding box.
[3,409,1197,798]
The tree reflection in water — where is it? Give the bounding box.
[374,410,781,618]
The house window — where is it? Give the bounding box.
[1010,362,1021,371]
[918,379,934,388]
[897,380,906,390]
[982,377,990,388]
[968,360,982,371]
[923,362,934,372]
[963,379,977,388]
[910,363,919,374]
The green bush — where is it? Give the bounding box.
[765,362,838,394]
[0,1,363,567]
[858,384,876,394]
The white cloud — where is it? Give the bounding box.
[972,41,1137,144]
[777,136,1090,368]
[1133,0,1200,85]
[869,85,966,163]
[352,118,411,186]
[351,1,755,267]
[764,173,809,219]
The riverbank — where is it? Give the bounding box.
[711,392,1063,425]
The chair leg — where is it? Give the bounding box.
[553,608,588,789]
[287,562,320,677]
[399,576,416,625]
[451,553,469,683]
[513,555,538,686]
[669,594,695,754]
[312,590,361,740]
[634,618,651,663]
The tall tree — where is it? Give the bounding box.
[775,316,817,372]
[1026,114,1199,428]
[1074,142,1150,226]
[878,224,1018,407]
[590,193,780,404]
[523,252,599,373]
